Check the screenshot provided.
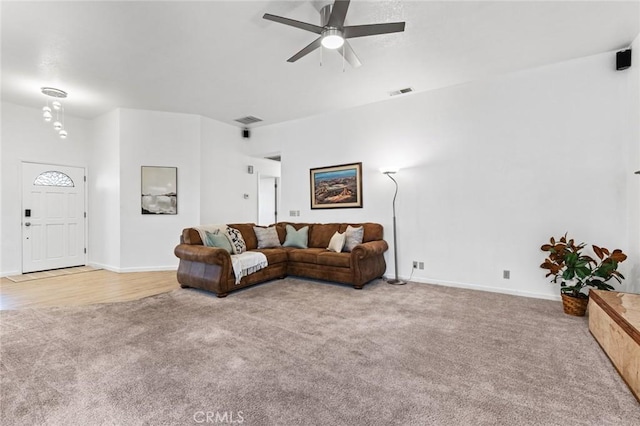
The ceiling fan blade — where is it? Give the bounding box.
[328,0,350,28]
[344,22,406,39]
[338,41,362,68]
[287,37,323,62]
[263,13,323,34]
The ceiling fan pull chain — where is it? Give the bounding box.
[320,45,323,67]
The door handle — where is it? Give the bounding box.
[25,222,31,227]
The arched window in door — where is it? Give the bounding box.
[33,171,75,187]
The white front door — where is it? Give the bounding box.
[22,162,86,273]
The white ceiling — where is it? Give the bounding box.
[2,1,639,128]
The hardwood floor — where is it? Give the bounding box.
[0,270,179,310]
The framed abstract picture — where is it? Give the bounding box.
[141,166,177,214]
[310,162,363,209]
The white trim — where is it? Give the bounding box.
[1,270,22,278]
[87,262,120,272]
[88,262,177,273]
[399,275,561,301]
[119,265,178,273]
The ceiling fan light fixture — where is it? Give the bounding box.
[321,28,344,49]
[264,0,405,67]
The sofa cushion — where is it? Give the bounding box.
[254,248,288,264]
[254,226,281,249]
[204,231,233,253]
[288,248,325,263]
[309,223,341,248]
[317,251,351,268]
[343,225,364,252]
[283,225,309,248]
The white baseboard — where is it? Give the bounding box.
[88,262,119,272]
[3,264,177,277]
[1,270,21,278]
[397,275,561,301]
[88,262,177,273]
[119,265,178,273]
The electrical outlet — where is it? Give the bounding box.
[413,261,418,269]
[419,262,424,270]
[503,270,510,279]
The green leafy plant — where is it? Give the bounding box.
[540,234,627,299]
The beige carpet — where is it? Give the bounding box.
[5,266,100,283]
[1,278,638,425]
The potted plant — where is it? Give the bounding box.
[540,234,627,316]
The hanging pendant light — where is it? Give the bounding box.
[59,106,67,138]
[53,106,62,130]
[40,87,69,138]
[43,104,52,122]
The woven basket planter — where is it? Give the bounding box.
[561,294,589,316]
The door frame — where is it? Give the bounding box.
[21,161,89,273]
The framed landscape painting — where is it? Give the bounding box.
[141,166,177,215]
[310,162,363,209]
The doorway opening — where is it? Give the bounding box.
[258,175,279,225]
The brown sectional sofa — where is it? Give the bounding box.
[174,222,388,297]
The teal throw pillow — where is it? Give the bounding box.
[283,225,309,249]
[205,230,233,253]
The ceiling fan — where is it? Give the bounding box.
[263,0,406,68]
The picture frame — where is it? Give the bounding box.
[310,162,363,209]
[141,166,177,215]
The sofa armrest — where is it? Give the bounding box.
[174,244,231,265]
[350,240,389,259]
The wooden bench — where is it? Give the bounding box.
[588,290,640,402]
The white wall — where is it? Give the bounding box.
[88,110,121,271]
[248,50,638,299]
[1,102,91,276]
[1,104,260,274]
[199,117,278,225]
[626,35,640,294]
[118,109,202,271]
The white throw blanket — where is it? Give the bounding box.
[230,251,268,285]
[193,224,228,245]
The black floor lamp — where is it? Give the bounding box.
[383,169,406,285]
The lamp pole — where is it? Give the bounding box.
[385,171,406,285]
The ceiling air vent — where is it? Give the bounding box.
[389,87,414,97]
[234,116,263,125]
